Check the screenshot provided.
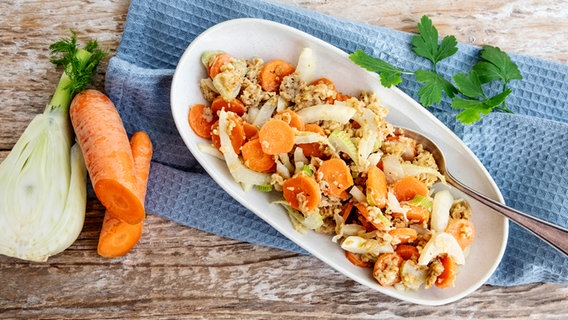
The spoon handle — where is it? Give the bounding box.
[445,173,568,257]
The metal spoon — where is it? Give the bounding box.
[398,127,568,257]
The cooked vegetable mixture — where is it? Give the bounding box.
[189,48,475,290]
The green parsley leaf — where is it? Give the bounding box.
[451,89,512,123]
[415,69,458,106]
[473,45,523,84]
[411,15,458,67]
[349,49,407,87]
[452,71,485,99]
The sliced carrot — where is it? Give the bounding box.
[298,123,326,158]
[405,204,430,223]
[356,208,376,232]
[188,103,216,139]
[97,131,153,258]
[243,122,259,140]
[395,244,420,261]
[373,252,403,287]
[366,166,388,209]
[259,59,295,92]
[345,251,371,268]
[334,92,351,102]
[282,173,321,212]
[275,109,305,131]
[435,255,458,288]
[211,115,246,154]
[211,96,247,116]
[355,203,387,231]
[392,176,429,202]
[208,53,233,79]
[316,158,354,198]
[311,77,336,90]
[241,138,276,173]
[445,219,475,249]
[341,201,354,222]
[388,227,418,244]
[258,119,295,155]
[70,89,144,225]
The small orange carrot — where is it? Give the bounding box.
[405,204,430,223]
[241,138,276,173]
[259,59,295,92]
[392,176,429,202]
[97,131,153,258]
[345,251,371,268]
[366,166,388,209]
[445,219,475,249]
[373,252,403,287]
[208,52,233,78]
[211,96,247,116]
[298,123,326,158]
[355,203,387,231]
[211,115,246,154]
[188,103,216,139]
[388,227,418,244]
[70,89,144,225]
[275,109,305,131]
[316,158,354,198]
[282,173,321,212]
[258,119,295,155]
[435,255,458,288]
[395,244,420,261]
[243,122,259,140]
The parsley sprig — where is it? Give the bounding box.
[349,15,523,124]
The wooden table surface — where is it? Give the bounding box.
[1,0,567,319]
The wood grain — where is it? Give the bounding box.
[1,0,567,319]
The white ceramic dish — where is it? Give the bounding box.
[170,18,508,305]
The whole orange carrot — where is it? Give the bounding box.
[70,89,144,225]
[97,131,153,258]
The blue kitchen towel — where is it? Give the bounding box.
[104,0,568,286]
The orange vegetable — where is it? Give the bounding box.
[405,204,430,223]
[259,59,295,92]
[258,119,295,155]
[188,103,216,139]
[275,109,305,131]
[341,201,354,222]
[316,158,353,198]
[366,166,388,208]
[70,89,145,225]
[211,96,247,116]
[241,138,276,173]
[345,251,371,268]
[243,122,259,140]
[445,219,475,249]
[395,244,420,261]
[392,176,429,202]
[211,115,246,154]
[282,174,321,212]
[208,52,233,79]
[355,203,387,231]
[298,123,326,158]
[373,252,403,287]
[388,227,418,244]
[435,255,458,288]
[98,131,153,258]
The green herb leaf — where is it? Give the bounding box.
[349,49,406,87]
[452,71,485,99]
[451,89,512,124]
[412,15,458,66]
[415,69,458,106]
[472,45,522,84]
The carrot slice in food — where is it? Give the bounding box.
[188,103,216,139]
[373,252,403,287]
[445,218,475,249]
[435,255,458,288]
[316,158,354,198]
[392,176,429,202]
[282,174,321,212]
[366,166,388,208]
[259,59,295,92]
[258,119,295,155]
[241,138,276,173]
[211,96,247,116]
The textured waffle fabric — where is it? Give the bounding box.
[104,0,568,286]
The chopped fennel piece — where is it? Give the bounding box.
[407,194,433,210]
[328,130,358,164]
[252,98,277,127]
[349,185,366,203]
[418,232,465,266]
[276,161,291,179]
[212,72,241,101]
[294,131,327,144]
[278,153,295,174]
[295,47,316,83]
[400,260,428,290]
[201,50,224,68]
[352,108,381,167]
[381,154,404,184]
[279,202,323,233]
[296,104,356,124]
[341,236,394,255]
[387,191,409,217]
[430,189,453,232]
[197,143,224,160]
[401,163,446,184]
[218,110,270,186]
